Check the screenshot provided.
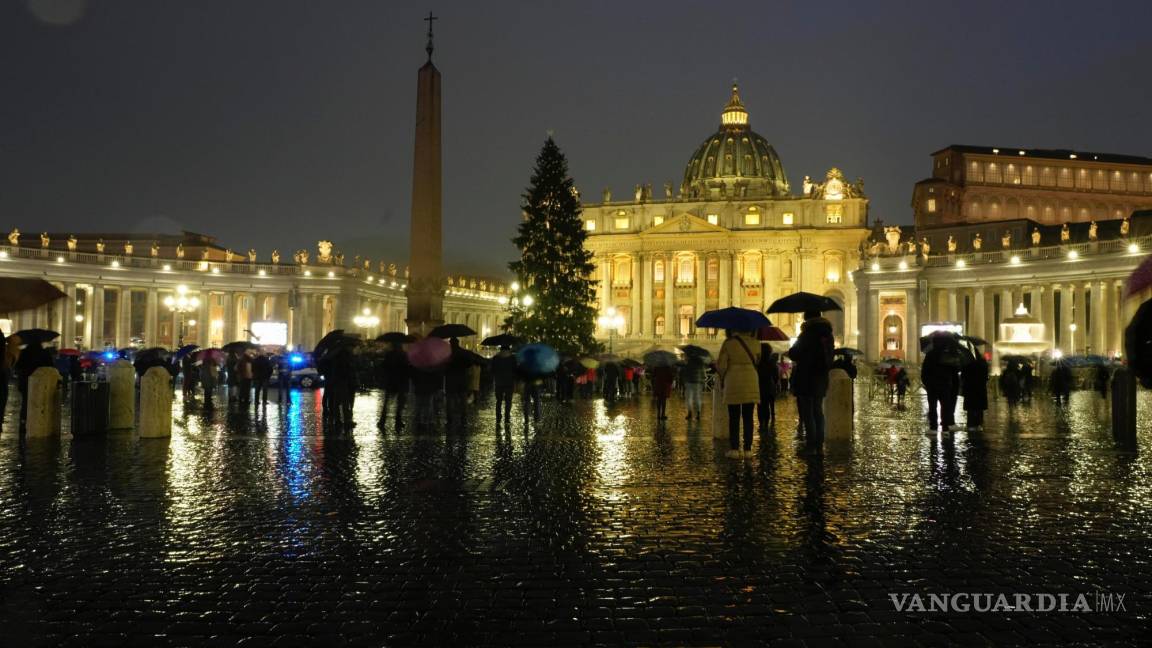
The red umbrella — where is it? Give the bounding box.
[1124,254,1152,298]
[0,277,66,314]
[757,325,790,341]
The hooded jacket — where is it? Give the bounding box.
[787,316,834,398]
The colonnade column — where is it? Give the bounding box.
[864,289,880,362]
[694,254,706,334]
[1091,280,1105,356]
[640,255,652,337]
[630,253,641,337]
[1072,284,1087,355]
[222,291,235,343]
[947,291,958,323]
[1107,280,1122,358]
[663,272,674,339]
[718,253,731,307]
[906,285,920,364]
[117,288,133,347]
[971,287,986,342]
[62,283,77,347]
[1040,285,1055,353]
[730,252,742,308]
[91,285,105,349]
[1058,285,1073,352]
[144,288,158,347]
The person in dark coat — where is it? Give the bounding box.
[756,348,779,427]
[1049,360,1074,405]
[649,364,676,421]
[1093,364,1110,398]
[251,354,274,408]
[378,345,411,429]
[181,354,199,400]
[444,338,474,429]
[787,310,834,449]
[1020,362,1035,403]
[323,347,357,429]
[921,344,961,431]
[15,341,53,430]
[831,354,858,381]
[602,362,620,402]
[961,354,989,430]
[412,367,444,431]
[999,361,1023,406]
[490,346,518,427]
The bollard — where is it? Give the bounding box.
[825,368,853,441]
[1111,366,1137,448]
[139,366,172,438]
[107,359,135,430]
[26,366,61,438]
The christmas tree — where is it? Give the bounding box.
[506,137,600,356]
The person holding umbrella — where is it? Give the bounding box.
[961,351,989,431]
[379,342,412,430]
[200,353,220,407]
[15,337,53,430]
[787,310,835,450]
[1050,358,1074,405]
[490,343,518,428]
[680,352,707,421]
[252,353,274,409]
[716,329,761,458]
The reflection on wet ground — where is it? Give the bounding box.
[1,385,1149,646]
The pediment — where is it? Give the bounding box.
[641,213,729,236]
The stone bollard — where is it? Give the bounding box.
[1111,366,1137,448]
[26,366,61,438]
[825,368,853,442]
[107,360,135,430]
[139,366,172,438]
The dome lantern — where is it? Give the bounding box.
[720,83,748,128]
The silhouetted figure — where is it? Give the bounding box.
[1093,364,1110,398]
[922,344,961,430]
[490,346,517,427]
[788,311,834,449]
[1049,361,1073,405]
[961,355,989,430]
[680,355,706,420]
[650,364,676,421]
[999,361,1023,406]
[252,354,274,407]
[379,345,411,429]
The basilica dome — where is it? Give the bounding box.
[682,84,790,199]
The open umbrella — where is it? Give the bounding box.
[919,330,960,353]
[766,291,842,314]
[598,352,621,364]
[1124,254,1152,298]
[222,340,259,354]
[578,356,600,369]
[407,336,451,369]
[429,323,476,338]
[175,344,200,360]
[679,344,711,358]
[194,348,226,363]
[757,325,790,341]
[834,347,864,357]
[517,343,559,376]
[56,348,81,357]
[695,307,771,331]
[620,358,642,368]
[314,329,346,358]
[0,278,67,314]
[959,335,989,346]
[481,333,523,348]
[13,328,59,344]
[643,349,679,368]
[376,332,415,345]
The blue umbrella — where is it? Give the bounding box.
[516,343,559,376]
[175,344,200,360]
[695,307,772,331]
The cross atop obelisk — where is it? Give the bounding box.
[424,11,437,61]
[406,14,444,337]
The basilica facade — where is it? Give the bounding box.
[583,85,871,353]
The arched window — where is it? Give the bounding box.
[653,259,665,283]
[613,256,631,287]
[985,163,1002,184]
[742,253,761,285]
[824,256,842,284]
[677,255,695,284]
[678,305,694,336]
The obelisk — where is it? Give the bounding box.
[405,12,444,337]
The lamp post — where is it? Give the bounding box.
[353,307,380,334]
[163,285,200,347]
[498,281,533,329]
[598,306,625,354]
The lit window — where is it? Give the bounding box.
[614,217,630,230]
[742,253,761,285]
[653,259,665,282]
[744,212,760,225]
[825,204,843,223]
[782,212,794,225]
[584,220,596,231]
[926,198,937,213]
[653,215,664,226]
[706,213,719,225]
[707,257,718,281]
[677,256,694,283]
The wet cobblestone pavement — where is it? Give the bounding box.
[1,385,1150,646]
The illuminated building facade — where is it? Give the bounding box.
[0,232,506,350]
[583,85,871,353]
[854,145,1152,364]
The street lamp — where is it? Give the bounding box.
[163,285,200,346]
[598,306,625,354]
[353,307,380,331]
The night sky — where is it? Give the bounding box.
[4,1,1151,276]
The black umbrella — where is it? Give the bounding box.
[678,344,711,358]
[481,333,523,348]
[620,358,642,368]
[959,335,989,346]
[834,347,864,356]
[133,347,172,375]
[919,331,960,353]
[376,332,415,345]
[12,328,60,344]
[766,292,842,314]
[0,278,66,315]
[314,329,347,358]
[695,307,772,330]
[1125,299,1152,388]
[222,340,259,354]
[429,323,476,338]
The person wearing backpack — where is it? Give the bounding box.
[788,310,834,451]
[716,329,760,458]
[922,341,962,431]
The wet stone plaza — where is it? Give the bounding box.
[1,385,1150,647]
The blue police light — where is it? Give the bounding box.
[290,354,304,365]
[103,351,116,361]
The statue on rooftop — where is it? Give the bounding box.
[248,248,257,263]
[40,233,49,248]
[947,235,957,253]
[124,241,133,255]
[150,241,159,257]
[317,240,333,264]
[1088,220,1098,241]
[602,187,611,202]
[7,229,19,246]
[176,243,184,259]
[1121,215,1131,237]
[1032,228,1041,246]
[1061,223,1070,242]
[271,250,280,264]
[1001,231,1011,249]
[96,239,105,253]
[972,233,982,251]
[67,236,77,251]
